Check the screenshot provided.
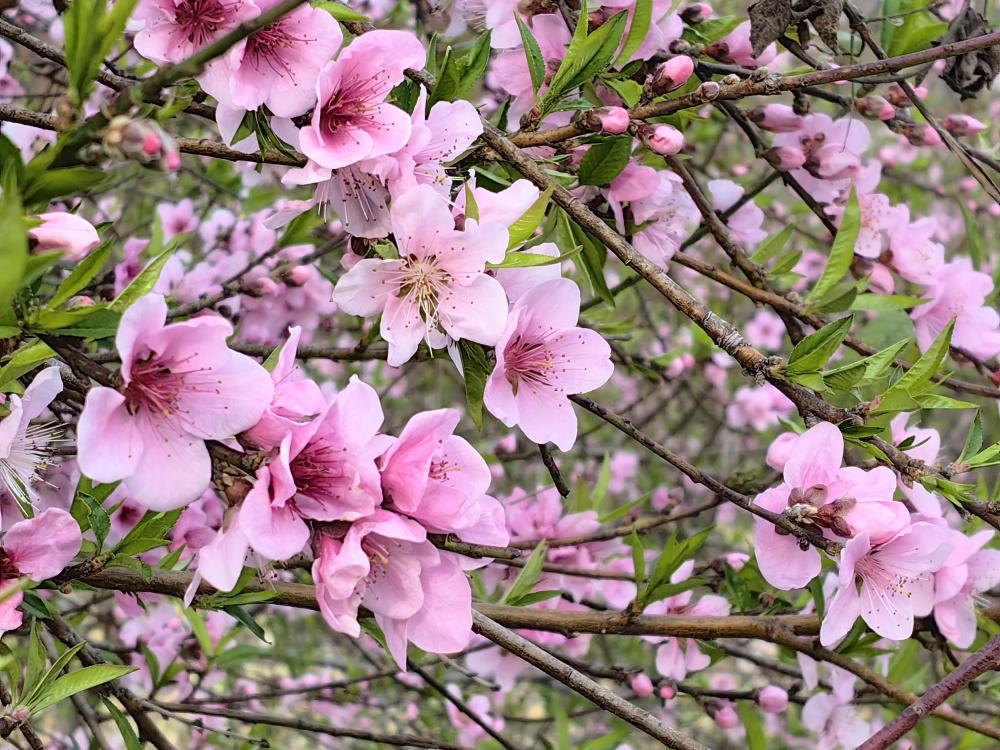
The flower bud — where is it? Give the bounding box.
[710,701,739,729]
[756,685,789,713]
[283,265,312,287]
[638,124,684,155]
[854,96,895,121]
[28,211,100,261]
[896,121,941,147]
[649,56,694,96]
[630,674,654,697]
[748,104,803,133]
[248,277,280,296]
[697,80,720,101]
[583,106,630,134]
[104,115,182,172]
[66,295,95,309]
[681,3,713,24]
[942,113,986,137]
[658,685,676,700]
[762,146,806,171]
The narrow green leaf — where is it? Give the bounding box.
[507,185,553,249]
[516,15,546,94]
[109,247,174,313]
[29,664,136,714]
[457,339,491,430]
[959,411,983,464]
[738,703,767,750]
[48,241,112,310]
[501,543,548,605]
[785,315,853,375]
[0,170,28,316]
[614,0,652,65]
[806,187,860,305]
[102,698,142,750]
[849,293,926,312]
[312,0,370,22]
[751,225,794,264]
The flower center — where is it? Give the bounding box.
[0,549,20,580]
[504,335,556,394]
[291,438,348,498]
[173,0,239,48]
[245,19,314,76]
[124,357,185,418]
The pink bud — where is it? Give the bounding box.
[756,685,789,713]
[66,295,95,309]
[921,126,942,147]
[650,56,695,95]
[658,685,676,700]
[749,104,803,133]
[942,114,986,137]
[285,266,311,286]
[681,3,713,23]
[142,133,162,156]
[249,277,280,296]
[638,124,684,155]
[855,96,895,121]
[586,106,630,134]
[28,211,100,262]
[763,145,806,171]
[630,674,654,697]
[711,702,739,729]
[163,149,182,172]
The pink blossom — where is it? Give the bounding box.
[745,310,784,351]
[209,0,342,118]
[630,171,699,267]
[630,673,654,697]
[29,211,100,261]
[709,179,766,249]
[0,366,62,506]
[379,408,503,540]
[157,199,198,240]
[240,376,386,561]
[710,701,739,729]
[765,432,798,472]
[134,0,259,64]
[754,422,908,591]
[312,510,472,668]
[77,294,273,510]
[911,258,1000,359]
[333,184,509,366]
[484,278,613,451]
[725,383,793,432]
[850,192,906,259]
[887,206,944,283]
[0,508,82,635]
[820,522,951,644]
[243,326,326,449]
[933,530,1000,648]
[299,30,424,171]
[589,106,630,135]
[773,115,871,204]
[382,89,483,199]
[649,55,694,95]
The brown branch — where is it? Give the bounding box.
[858,635,1000,749]
[471,611,708,750]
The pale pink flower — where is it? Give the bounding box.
[754,422,909,591]
[724,383,793,432]
[820,522,951,644]
[0,508,82,635]
[240,376,386,561]
[156,199,198,240]
[773,114,871,204]
[0,366,62,506]
[749,104,804,133]
[484,278,613,451]
[313,510,472,668]
[638,123,684,155]
[29,211,100,261]
[382,89,483,199]
[649,55,694,95]
[709,179,766,249]
[299,30,424,171]
[333,184,509,366]
[745,310,784,351]
[888,206,944,283]
[630,171,699,267]
[134,0,259,65]
[209,0,342,118]
[757,685,788,713]
[851,193,906,259]
[379,409,504,541]
[911,258,1000,359]
[933,530,1000,648]
[77,294,273,510]
[243,326,326,450]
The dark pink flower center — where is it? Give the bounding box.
[0,549,20,580]
[504,335,559,395]
[291,439,348,497]
[124,358,186,417]
[319,74,386,135]
[173,0,240,48]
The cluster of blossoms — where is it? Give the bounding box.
[756,420,1000,650]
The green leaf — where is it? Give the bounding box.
[751,225,794,264]
[822,337,910,390]
[615,0,652,65]
[23,641,87,708]
[312,0,369,22]
[0,170,28,317]
[875,320,954,414]
[784,315,853,375]
[83,493,111,550]
[64,0,138,106]
[501,542,549,605]
[488,245,581,270]
[0,340,54,391]
[464,181,479,223]
[221,605,270,643]
[29,664,136,714]
[102,698,142,750]
[682,14,741,44]
[883,0,947,56]
[577,136,632,187]
[849,293,926,312]
[966,442,1000,469]
[913,393,976,409]
[25,624,48,703]
[540,11,629,115]
[602,77,643,107]
[115,537,170,556]
[429,32,493,104]
[738,702,767,750]
[516,15,546,94]
[507,185,553,249]
[627,530,645,593]
[557,209,612,305]
[23,168,108,208]
[806,187,859,305]
[457,339,490,431]
[114,509,182,555]
[959,411,983,464]
[109,246,174,313]
[47,241,112,310]
[960,204,985,269]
